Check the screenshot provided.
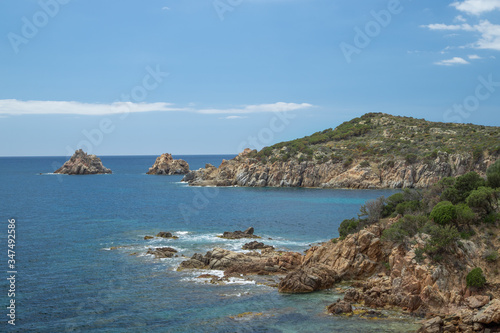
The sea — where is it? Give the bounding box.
[0,155,420,332]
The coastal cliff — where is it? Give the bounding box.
[54,149,111,175]
[182,113,500,189]
[147,153,189,175]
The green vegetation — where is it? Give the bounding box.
[247,113,500,167]
[487,159,500,188]
[466,268,486,288]
[337,162,500,264]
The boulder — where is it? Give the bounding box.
[327,300,353,314]
[466,295,490,309]
[54,149,112,175]
[473,299,500,324]
[147,153,189,175]
[156,232,173,238]
[418,316,443,333]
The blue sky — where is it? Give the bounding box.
[0,0,499,156]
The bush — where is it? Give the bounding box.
[430,201,457,225]
[456,203,476,225]
[454,172,486,202]
[485,251,498,262]
[424,224,460,255]
[382,215,426,242]
[466,187,498,216]
[405,153,418,164]
[359,197,385,224]
[487,159,500,188]
[382,192,405,217]
[414,248,425,263]
[466,268,486,288]
[359,160,370,168]
[395,200,421,215]
[338,218,360,239]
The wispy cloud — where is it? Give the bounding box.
[162,6,170,10]
[197,102,314,115]
[451,0,500,15]
[0,100,314,116]
[220,115,248,120]
[422,20,500,51]
[468,54,482,59]
[0,100,185,116]
[434,57,470,66]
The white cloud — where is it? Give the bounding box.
[197,102,314,115]
[0,100,314,116]
[0,100,185,116]
[454,15,468,22]
[468,54,482,59]
[162,6,170,10]
[422,20,500,51]
[220,115,248,120]
[451,0,500,15]
[434,57,470,65]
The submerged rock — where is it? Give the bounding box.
[54,149,112,175]
[147,153,189,175]
[327,300,353,314]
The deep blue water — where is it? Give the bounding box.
[0,155,419,332]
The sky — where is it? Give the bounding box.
[0,0,499,156]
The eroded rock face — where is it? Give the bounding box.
[54,149,112,175]
[242,241,274,250]
[182,149,494,189]
[147,153,189,175]
[473,299,500,324]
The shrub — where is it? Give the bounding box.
[343,158,353,168]
[405,153,418,164]
[466,187,498,216]
[395,200,421,215]
[358,197,385,224]
[382,192,405,217]
[456,203,476,225]
[414,248,425,263]
[424,224,460,255]
[487,159,500,188]
[454,172,486,202]
[430,201,457,225]
[466,268,486,288]
[359,160,370,168]
[338,218,360,239]
[485,250,498,262]
[382,215,427,242]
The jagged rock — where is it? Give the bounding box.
[144,236,154,240]
[327,300,353,314]
[54,149,112,175]
[156,232,173,238]
[418,316,443,333]
[473,299,500,324]
[147,247,178,258]
[221,227,259,239]
[242,241,274,250]
[147,153,189,175]
[466,295,490,309]
[177,247,302,276]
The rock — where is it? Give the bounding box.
[54,149,112,175]
[147,153,189,175]
[473,299,500,324]
[178,247,302,276]
[147,247,177,258]
[466,295,490,309]
[242,241,274,250]
[418,316,443,333]
[156,232,173,238]
[144,236,154,240]
[327,300,353,314]
[221,227,259,239]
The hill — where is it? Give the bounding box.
[182,113,500,188]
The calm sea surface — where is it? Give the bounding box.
[0,155,419,332]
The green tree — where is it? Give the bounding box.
[453,172,486,202]
[487,159,500,188]
[430,201,457,225]
[456,203,476,225]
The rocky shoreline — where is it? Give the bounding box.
[147,153,189,175]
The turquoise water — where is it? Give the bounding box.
[0,155,419,332]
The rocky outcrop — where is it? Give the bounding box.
[147,153,189,175]
[182,149,495,189]
[177,247,302,276]
[327,299,353,314]
[147,247,178,258]
[242,241,274,250]
[220,227,259,239]
[54,149,112,175]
